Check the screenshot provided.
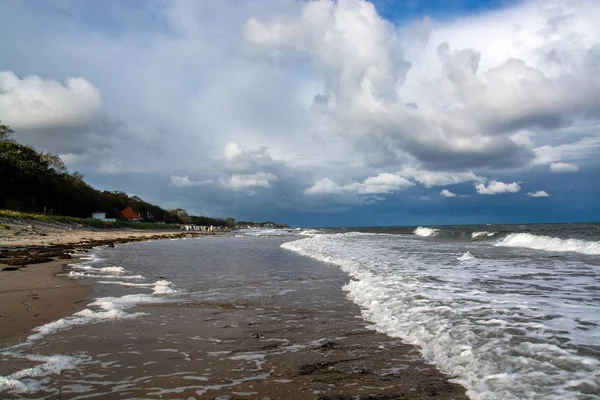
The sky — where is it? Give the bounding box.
[0,0,599,227]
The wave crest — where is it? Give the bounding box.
[414,227,439,237]
[496,233,600,255]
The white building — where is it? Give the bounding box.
[91,212,117,222]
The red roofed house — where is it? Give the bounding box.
[121,207,144,222]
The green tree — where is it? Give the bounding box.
[40,152,68,174]
[0,122,13,141]
[169,208,190,224]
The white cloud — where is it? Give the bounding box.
[549,162,580,173]
[475,180,521,195]
[170,175,210,188]
[0,71,102,131]
[419,195,432,201]
[440,189,457,197]
[221,141,275,172]
[223,172,278,190]
[533,137,600,165]
[304,178,353,196]
[399,168,481,187]
[359,173,413,194]
[244,0,600,170]
[304,172,413,197]
[527,190,550,197]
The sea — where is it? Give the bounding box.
[1,222,599,399]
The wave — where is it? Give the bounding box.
[71,265,125,274]
[471,231,496,239]
[413,227,439,237]
[496,233,600,255]
[281,233,600,398]
[299,229,322,236]
[457,251,475,261]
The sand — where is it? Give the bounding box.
[0,259,91,344]
[0,224,469,399]
[0,220,207,345]
[0,218,204,248]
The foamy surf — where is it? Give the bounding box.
[414,226,439,237]
[457,251,475,261]
[71,265,125,273]
[471,231,496,238]
[65,271,145,280]
[496,233,600,255]
[281,230,600,399]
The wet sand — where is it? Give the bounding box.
[0,259,91,344]
[0,225,209,345]
[0,233,469,399]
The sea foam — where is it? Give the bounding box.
[457,251,475,261]
[496,233,600,255]
[281,232,600,399]
[471,231,496,239]
[414,227,439,237]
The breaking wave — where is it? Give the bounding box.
[496,233,600,255]
[413,227,439,237]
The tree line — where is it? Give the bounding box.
[0,122,233,226]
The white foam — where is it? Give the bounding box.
[299,229,321,236]
[97,281,155,287]
[281,232,600,399]
[413,226,439,237]
[496,233,600,255]
[457,251,475,261]
[152,280,178,295]
[0,354,83,394]
[471,231,496,238]
[71,265,125,274]
[65,271,145,280]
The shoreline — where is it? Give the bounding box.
[0,230,469,398]
[0,259,91,344]
[0,227,212,345]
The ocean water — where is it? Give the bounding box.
[282,223,600,399]
[0,223,599,399]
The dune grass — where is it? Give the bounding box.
[0,210,180,230]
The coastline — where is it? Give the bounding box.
[0,225,211,345]
[0,259,91,344]
[0,230,470,398]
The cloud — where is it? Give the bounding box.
[399,168,481,187]
[223,173,278,190]
[475,180,521,195]
[304,172,413,197]
[527,190,550,197]
[244,0,600,170]
[1,0,599,223]
[549,162,580,173]
[222,141,277,172]
[533,137,600,165]
[0,71,101,131]
[359,173,413,194]
[170,175,212,188]
[304,178,352,196]
[440,189,457,197]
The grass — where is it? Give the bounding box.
[0,210,180,230]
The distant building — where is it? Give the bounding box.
[91,211,117,222]
[121,207,144,222]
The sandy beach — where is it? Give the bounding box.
[0,259,91,343]
[0,219,207,343]
[0,225,469,399]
